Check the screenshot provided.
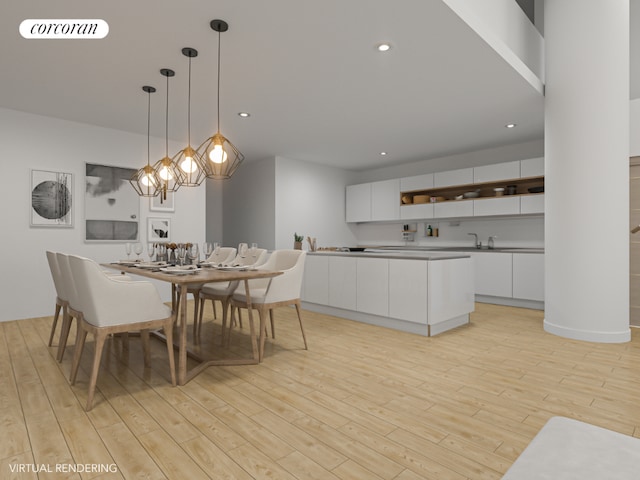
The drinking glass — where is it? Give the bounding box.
[177,244,187,266]
[238,243,248,259]
[147,242,155,262]
[250,242,258,261]
[188,243,199,264]
[213,242,220,256]
[133,242,143,261]
[203,242,213,260]
[125,242,132,260]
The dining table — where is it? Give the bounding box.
[102,262,281,385]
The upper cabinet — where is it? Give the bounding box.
[473,160,520,183]
[346,158,545,223]
[371,179,400,221]
[520,157,544,178]
[346,183,371,223]
[434,167,473,187]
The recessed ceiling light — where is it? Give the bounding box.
[380,152,387,156]
[377,43,391,52]
[505,123,516,129]
[238,112,250,118]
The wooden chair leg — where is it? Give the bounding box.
[70,326,88,384]
[141,329,151,367]
[227,305,237,347]
[196,296,205,338]
[213,298,217,319]
[86,331,107,411]
[49,302,61,346]
[192,289,201,338]
[57,311,73,362]
[164,317,176,386]
[257,307,267,362]
[269,309,275,339]
[220,298,229,346]
[295,301,308,350]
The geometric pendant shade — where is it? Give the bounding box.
[174,47,207,187]
[152,68,184,198]
[130,85,162,197]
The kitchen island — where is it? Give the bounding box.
[301,250,474,336]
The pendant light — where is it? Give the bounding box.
[197,19,244,180]
[152,68,184,199]
[130,86,161,197]
[174,47,207,187]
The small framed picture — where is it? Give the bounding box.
[150,191,175,212]
[148,217,171,242]
[30,169,74,227]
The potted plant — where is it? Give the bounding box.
[294,233,304,250]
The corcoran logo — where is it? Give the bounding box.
[19,19,109,39]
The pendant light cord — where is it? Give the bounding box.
[187,55,192,146]
[165,72,169,156]
[147,89,151,166]
[217,30,221,133]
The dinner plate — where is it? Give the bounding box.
[159,266,199,275]
[215,265,249,271]
[115,260,139,266]
[136,262,167,269]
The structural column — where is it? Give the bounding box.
[544,1,630,342]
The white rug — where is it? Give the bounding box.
[502,416,640,479]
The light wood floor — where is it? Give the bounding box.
[1,302,639,479]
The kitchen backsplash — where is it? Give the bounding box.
[355,216,544,248]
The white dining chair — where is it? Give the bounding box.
[45,251,68,352]
[229,249,307,361]
[196,248,268,341]
[68,254,176,411]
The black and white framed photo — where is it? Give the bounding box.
[148,217,171,242]
[30,169,74,227]
[150,191,175,212]
[85,163,139,242]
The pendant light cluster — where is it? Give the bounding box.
[130,19,244,197]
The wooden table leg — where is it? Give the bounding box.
[243,279,260,362]
[177,283,188,385]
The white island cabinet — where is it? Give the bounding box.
[302,251,474,336]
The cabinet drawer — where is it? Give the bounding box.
[434,200,473,218]
[520,194,544,214]
[473,197,520,216]
[473,161,520,183]
[400,203,434,220]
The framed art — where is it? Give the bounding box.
[148,217,171,242]
[150,191,175,212]
[84,163,139,242]
[30,169,74,227]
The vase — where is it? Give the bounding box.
[294,241,302,250]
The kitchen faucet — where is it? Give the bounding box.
[468,233,481,249]
[488,235,497,250]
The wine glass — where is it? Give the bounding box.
[177,244,187,266]
[147,242,155,263]
[250,242,258,261]
[203,242,213,260]
[133,242,143,261]
[188,243,199,264]
[238,243,248,259]
[125,242,132,260]
[157,243,167,263]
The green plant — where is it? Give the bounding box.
[294,232,304,242]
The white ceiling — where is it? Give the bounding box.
[0,1,635,171]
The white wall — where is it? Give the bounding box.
[274,157,358,249]
[205,177,224,244]
[222,157,276,249]
[0,107,206,322]
[631,98,640,156]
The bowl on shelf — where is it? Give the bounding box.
[494,187,505,197]
[528,186,544,193]
[413,194,429,204]
[401,195,413,204]
[430,196,447,203]
[505,185,518,195]
[462,190,480,198]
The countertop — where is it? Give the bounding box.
[307,250,471,261]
